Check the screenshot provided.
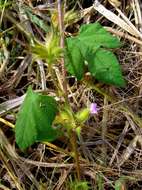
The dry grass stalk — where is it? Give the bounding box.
[93,0,142,38]
[109,121,129,166]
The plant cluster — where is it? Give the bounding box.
[15,22,125,150]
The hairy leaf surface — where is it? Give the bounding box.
[79,23,121,49]
[15,87,59,149]
[65,38,85,80]
[88,49,125,87]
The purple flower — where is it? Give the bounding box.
[90,103,99,114]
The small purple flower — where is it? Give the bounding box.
[90,103,99,114]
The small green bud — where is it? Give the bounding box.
[76,126,81,138]
[54,110,76,130]
[31,31,62,65]
[75,108,90,123]
[54,110,70,125]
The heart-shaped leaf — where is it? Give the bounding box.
[15,87,59,149]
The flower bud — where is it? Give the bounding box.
[75,108,90,123]
[54,110,70,125]
[76,126,81,138]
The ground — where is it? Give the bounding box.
[0,0,142,189]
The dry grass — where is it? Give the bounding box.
[1,0,142,189]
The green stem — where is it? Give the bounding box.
[70,130,81,180]
[57,2,81,178]
[57,0,69,103]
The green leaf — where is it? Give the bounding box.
[115,179,125,190]
[96,173,104,190]
[32,34,62,64]
[65,38,85,80]
[65,23,125,87]
[0,1,12,9]
[15,87,59,150]
[69,181,89,190]
[32,42,49,60]
[26,10,50,32]
[88,49,126,87]
[79,23,121,50]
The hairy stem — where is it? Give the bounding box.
[70,130,81,180]
[57,0,68,101]
[57,0,81,180]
